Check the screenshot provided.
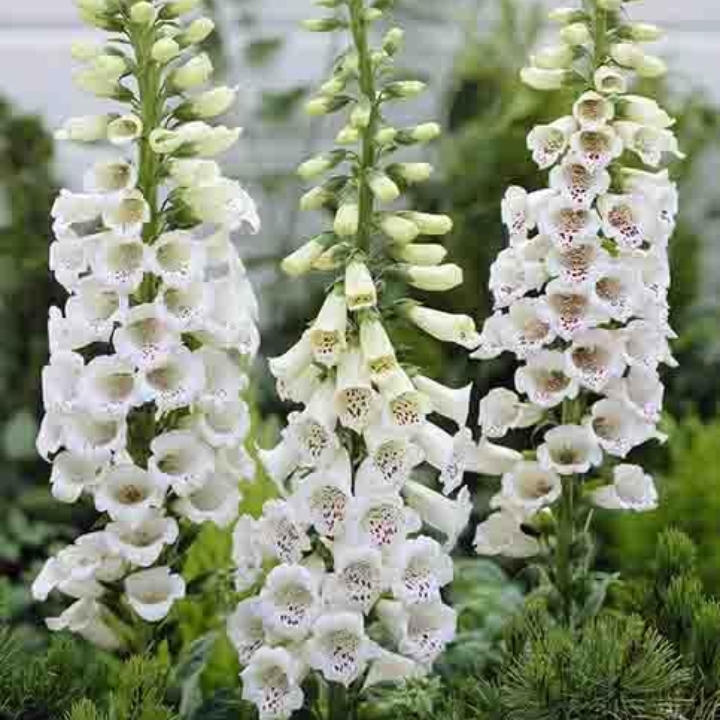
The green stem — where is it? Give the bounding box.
[327,682,349,720]
[556,474,576,626]
[349,0,379,254]
[586,0,608,71]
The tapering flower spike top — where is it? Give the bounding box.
[470,0,679,624]
[34,0,260,645]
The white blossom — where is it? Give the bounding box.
[241,647,305,720]
[591,463,658,512]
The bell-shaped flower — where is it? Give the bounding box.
[501,186,555,240]
[489,247,547,307]
[494,461,562,518]
[42,351,84,414]
[538,196,600,250]
[196,346,246,405]
[49,236,90,292]
[515,349,579,408]
[594,66,627,95]
[605,366,664,425]
[255,500,312,564]
[334,347,380,432]
[345,259,377,311]
[387,536,453,605]
[360,317,399,380]
[405,305,481,349]
[95,461,167,528]
[227,598,265,665]
[91,233,148,293]
[591,463,658,512]
[414,424,475,495]
[526,116,577,169]
[593,261,642,321]
[323,545,385,613]
[468,438,524,477]
[565,328,626,393]
[138,347,206,413]
[78,355,139,418]
[478,388,543,439]
[286,382,339,469]
[569,126,623,171]
[83,159,137,195]
[56,114,111,143]
[232,516,264,592]
[258,435,301,493]
[378,369,431,430]
[546,239,608,287]
[620,168,678,230]
[363,649,427,690]
[306,612,378,687]
[545,279,606,340]
[66,277,128,343]
[376,599,456,666]
[241,646,305,720]
[64,413,127,461]
[473,511,540,558]
[356,425,425,496]
[114,303,180,368]
[402,482,472,550]
[47,305,96,354]
[174,472,241,528]
[194,398,251,448]
[598,193,656,250]
[52,189,104,226]
[498,298,554,359]
[343,493,421,553]
[622,319,677,370]
[105,510,179,567]
[308,290,347,367]
[149,430,214,497]
[147,230,205,288]
[572,90,615,130]
[470,313,510,360]
[182,178,260,232]
[156,281,210,334]
[412,375,471,427]
[49,451,101,503]
[587,398,660,458]
[549,155,610,208]
[537,424,603,475]
[46,599,122,651]
[614,121,684,167]
[102,189,150,236]
[125,566,186,622]
[217,443,256,482]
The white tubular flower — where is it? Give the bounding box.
[618,95,674,128]
[537,424,603,476]
[363,649,426,690]
[387,536,453,605]
[260,564,321,642]
[469,438,524,477]
[56,114,110,142]
[500,298,555,358]
[256,500,312,564]
[606,366,664,425]
[549,155,610,208]
[64,413,127,461]
[473,511,540,558]
[334,347,379,432]
[569,126,624,171]
[258,435,301,491]
[494,461,562,517]
[591,464,658,512]
[102,189,151,236]
[411,375,472,427]
[360,317,399,380]
[138,347,206,413]
[623,319,677,370]
[309,290,347,367]
[42,350,84,413]
[593,261,642,321]
[489,247,548,307]
[147,231,205,288]
[179,123,243,158]
[217,443,256,482]
[194,398,250,448]
[84,159,137,194]
[47,305,95,354]
[614,121,684,167]
[345,259,377,310]
[565,328,626,393]
[376,599,456,666]
[520,67,568,91]
[125,566,186,622]
[91,234,148,293]
[66,277,128,343]
[402,482,472,550]
[52,189,103,225]
[291,450,352,537]
[478,388,542,439]
[597,193,656,249]
[46,599,122,651]
[49,451,101,503]
[148,430,214,497]
[343,493,421,553]
[469,312,510,360]
[174,472,241,528]
[172,52,213,91]
[594,66,628,95]
[405,305,481,349]
[515,349,579,408]
[49,237,89,292]
[323,545,384,613]
[527,116,577,169]
[168,158,220,188]
[305,612,378,687]
[378,369,431,430]
[241,647,305,720]
[356,425,425,496]
[78,355,139,418]
[588,398,660,458]
[196,346,246,405]
[227,598,265,665]
[105,510,179,567]
[94,462,167,528]
[286,382,340,468]
[113,304,179,368]
[572,90,615,130]
[269,332,313,384]
[545,279,606,340]
[182,179,260,232]
[413,424,475,496]
[107,114,143,145]
[620,168,678,228]
[538,196,600,250]
[232,516,264,592]
[546,239,607,288]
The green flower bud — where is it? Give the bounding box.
[398,211,453,236]
[334,203,360,237]
[182,18,215,45]
[560,22,591,47]
[152,38,181,64]
[383,27,404,55]
[383,80,427,99]
[336,126,361,145]
[380,215,420,244]
[130,1,156,24]
[387,162,433,184]
[298,151,347,181]
[367,172,400,204]
[305,95,352,116]
[162,0,201,19]
[302,17,346,32]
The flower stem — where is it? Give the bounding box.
[327,682,349,720]
[348,0,378,254]
[556,474,576,625]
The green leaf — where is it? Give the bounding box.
[173,632,219,719]
[2,409,38,460]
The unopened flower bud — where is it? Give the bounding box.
[152,38,181,64]
[130,2,157,24]
[376,127,398,144]
[305,95,351,116]
[560,23,591,46]
[611,42,645,68]
[384,80,427,99]
[636,55,667,78]
[70,41,102,62]
[409,123,441,142]
[400,264,463,292]
[336,126,360,145]
[162,0,201,19]
[597,0,623,9]
[107,114,143,145]
[350,101,372,129]
[383,27,404,55]
[188,86,238,118]
[345,260,377,311]
[55,115,110,142]
[320,77,346,96]
[532,44,573,70]
[548,7,586,23]
[628,23,664,42]
[334,203,359,237]
[364,8,384,22]
[314,243,350,271]
[393,243,447,266]
[387,162,433,184]
[380,215,420,245]
[367,172,400,204]
[520,67,568,91]
[172,53,213,91]
[399,212,453,236]
[298,151,346,181]
[182,18,215,45]
[302,17,346,32]
[282,233,335,276]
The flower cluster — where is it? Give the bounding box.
[472,0,679,565]
[226,1,520,716]
[32,0,260,649]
